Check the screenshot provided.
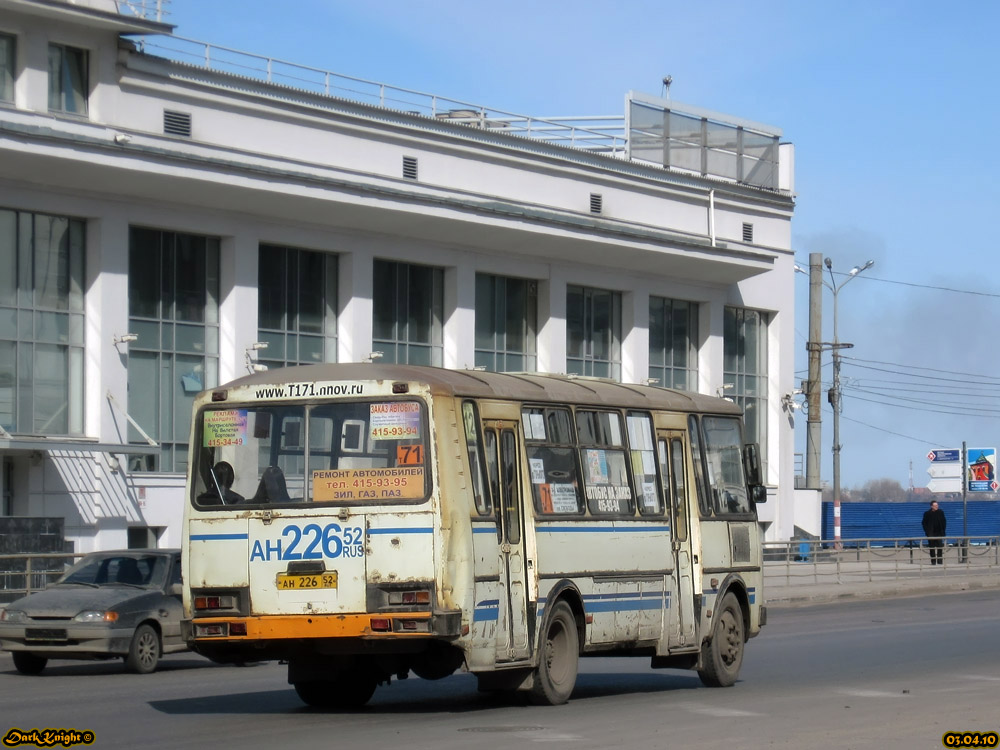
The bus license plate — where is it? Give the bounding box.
[276,572,338,590]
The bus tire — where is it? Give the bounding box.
[698,592,744,687]
[293,675,377,709]
[12,652,48,675]
[529,600,579,705]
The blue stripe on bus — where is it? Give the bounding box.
[705,586,757,604]
[534,525,671,533]
[367,527,434,535]
[472,527,497,534]
[538,590,671,617]
[190,533,249,541]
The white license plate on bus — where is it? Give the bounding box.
[276,572,338,590]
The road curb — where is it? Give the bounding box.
[765,577,1000,608]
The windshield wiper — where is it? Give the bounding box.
[60,581,100,588]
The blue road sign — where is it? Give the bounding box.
[927,449,960,463]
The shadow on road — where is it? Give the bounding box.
[148,669,706,715]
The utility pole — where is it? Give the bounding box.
[805,253,823,489]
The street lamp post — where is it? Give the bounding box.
[825,257,874,546]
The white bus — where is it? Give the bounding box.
[181,364,767,707]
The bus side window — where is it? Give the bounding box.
[462,401,492,516]
[688,415,711,517]
[670,438,688,541]
[484,429,502,542]
[627,412,662,515]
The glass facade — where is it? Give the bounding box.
[0,209,85,435]
[257,245,337,369]
[0,33,14,103]
[372,260,443,366]
[649,296,699,390]
[566,285,621,380]
[723,306,768,465]
[475,273,536,372]
[47,43,88,115]
[128,228,219,472]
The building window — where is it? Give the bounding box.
[258,245,337,368]
[475,273,536,372]
[724,306,768,466]
[0,210,85,436]
[128,228,219,472]
[566,285,621,380]
[372,260,443,366]
[649,296,699,390]
[0,33,14,103]
[48,43,88,115]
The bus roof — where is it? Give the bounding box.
[219,363,743,416]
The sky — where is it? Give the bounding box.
[162,0,1000,491]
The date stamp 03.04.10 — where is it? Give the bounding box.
[942,732,999,748]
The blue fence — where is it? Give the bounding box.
[821,501,1000,544]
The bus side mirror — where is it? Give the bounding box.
[743,443,763,487]
[751,484,767,504]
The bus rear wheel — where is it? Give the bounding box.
[698,592,745,687]
[529,600,579,705]
[293,673,377,709]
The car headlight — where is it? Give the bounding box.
[0,609,27,623]
[73,610,119,623]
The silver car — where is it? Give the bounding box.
[0,549,186,675]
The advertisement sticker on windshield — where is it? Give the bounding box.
[203,410,248,447]
[369,402,421,441]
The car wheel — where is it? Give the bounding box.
[697,592,745,687]
[125,623,161,674]
[12,652,48,675]
[528,600,579,705]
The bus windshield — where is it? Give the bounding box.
[192,399,429,507]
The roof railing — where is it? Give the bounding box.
[134,35,628,156]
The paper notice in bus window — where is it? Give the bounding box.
[529,458,546,484]
[313,467,425,502]
[549,483,579,513]
[642,482,658,510]
[369,402,421,441]
[586,449,609,484]
[203,410,248,448]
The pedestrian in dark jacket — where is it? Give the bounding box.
[922,500,947,565]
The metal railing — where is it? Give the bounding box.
[133,35,628,156]
[116,0,170,22]
[0,552,88,604]
[763,536,1000,586]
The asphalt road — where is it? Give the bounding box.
[2,589,998,750]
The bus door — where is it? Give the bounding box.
[483,422,531,662]
[658,432,697,648]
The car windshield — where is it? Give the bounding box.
[58,555,168,588]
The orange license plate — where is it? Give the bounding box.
[275,572,338,590]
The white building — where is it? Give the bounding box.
[0,0,798,551]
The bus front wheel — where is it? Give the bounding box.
[529,600,579,705]
[698,592,745,687]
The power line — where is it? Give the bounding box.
[794,262,1000,299]
[838,413,940,446]
[843,355,1000,382]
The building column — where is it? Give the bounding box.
[445,263,476,370]
[87,213,129,444]
[338,248,374,364]
[536,273,566,374]
[219,232,259,384]
[621,287,649,385]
